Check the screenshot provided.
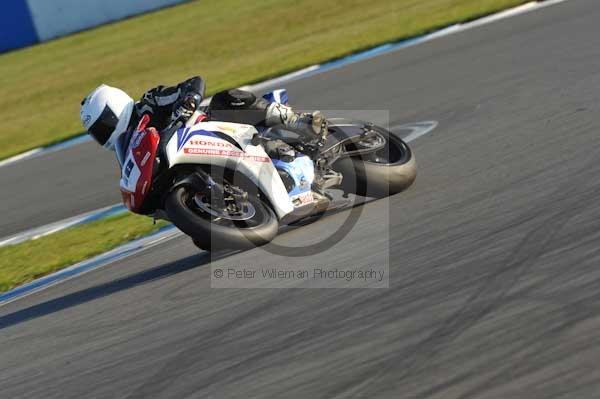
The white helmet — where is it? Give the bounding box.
[80,84,134,150]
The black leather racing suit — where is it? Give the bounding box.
[129,76,272,133]
[118,76,299,168]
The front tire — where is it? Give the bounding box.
[165,186,279,251]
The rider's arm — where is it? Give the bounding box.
[135,76,206,129]
[177,76,206,101]
[147,77,205,107]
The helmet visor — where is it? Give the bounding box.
[88,105,119,146]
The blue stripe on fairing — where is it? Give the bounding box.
[263,89,289,105]
[0,0,39,52]
[176,128,219,151]
[272,156,314,197]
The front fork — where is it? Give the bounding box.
[169,169,250,215]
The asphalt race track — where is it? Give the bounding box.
[3,0,600,397]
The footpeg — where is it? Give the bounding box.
[314,169,343,192]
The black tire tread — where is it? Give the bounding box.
[165,186,279,251]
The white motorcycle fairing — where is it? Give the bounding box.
[165,121,295,219]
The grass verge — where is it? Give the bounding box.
[0,0,531,160]
[0,213,168,293]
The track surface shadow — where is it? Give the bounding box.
[0,251,222,330]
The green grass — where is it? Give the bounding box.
[0,0,530,160]
[0,213,168,293]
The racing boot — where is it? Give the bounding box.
[266,103,328,142]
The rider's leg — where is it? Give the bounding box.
[264,102,328,140]
[209,89,327,140]
[209,89,338,191]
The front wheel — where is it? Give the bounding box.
[165,184,279,251]
[333,124,417,198]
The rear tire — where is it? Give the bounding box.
[165,186,279,251]
[333,125,417,198]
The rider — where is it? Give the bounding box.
[79,76,327,158]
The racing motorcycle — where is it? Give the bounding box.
[117,89,416,251]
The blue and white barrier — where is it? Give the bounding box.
[0,0,188,53]
[0,0,38,52]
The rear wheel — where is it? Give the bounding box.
[165,177,279,251]
[333,124,416,198]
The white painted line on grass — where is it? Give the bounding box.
[0,148,44,168]
[0,204,126,248]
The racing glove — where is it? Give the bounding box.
[171,93,202,122]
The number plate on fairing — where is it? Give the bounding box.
[292,191,314,206]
